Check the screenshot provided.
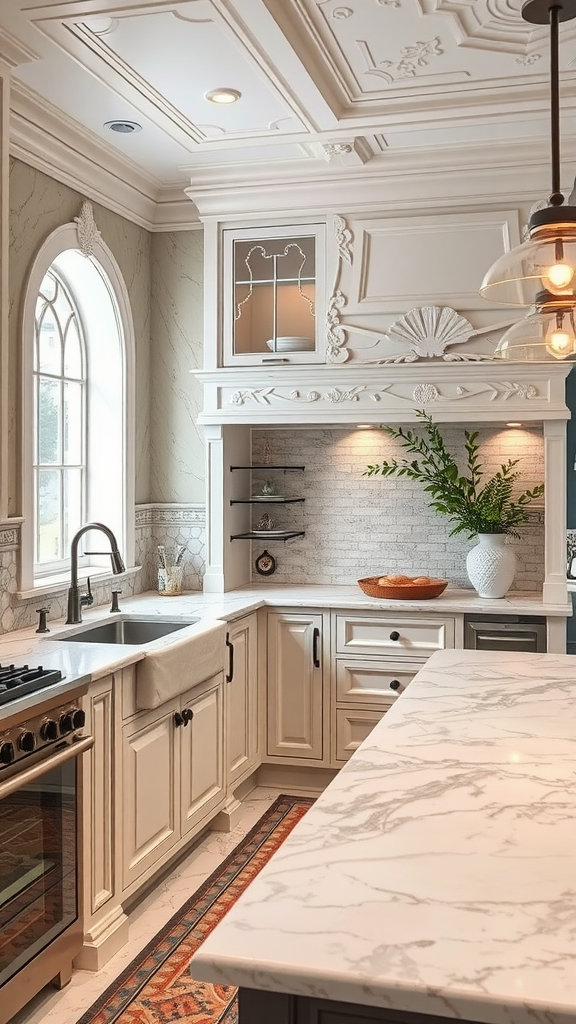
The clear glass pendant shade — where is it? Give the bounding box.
[494,304,576,360]
[480,226,576,305]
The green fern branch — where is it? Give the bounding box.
[363,410,544,539]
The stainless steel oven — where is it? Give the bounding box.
[464,615,547,653]
[0,672,92,1024]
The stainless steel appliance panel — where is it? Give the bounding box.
[464,615,547,653]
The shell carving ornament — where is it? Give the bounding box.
[385,306,487,361]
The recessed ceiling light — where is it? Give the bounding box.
[104,120,142,134]
[205,88,241,104]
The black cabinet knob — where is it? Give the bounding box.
[389,679,401,691]
[389,630,400,641]
[0,741,15,765]
[18,730,36,753]
[174,712,184,727]
[182,708,194,725]
[40,719,59,741]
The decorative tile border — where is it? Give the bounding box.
[135,504,206,527]
[0,519,23,551]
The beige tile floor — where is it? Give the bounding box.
[10,787,280,1024]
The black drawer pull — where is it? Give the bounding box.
[226,634,234,683]
[389,630,400,641]
[389,679,401,691]
[313,627,321,668]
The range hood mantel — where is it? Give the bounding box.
[194,362,571,427]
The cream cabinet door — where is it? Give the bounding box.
[122,701,180,889]
[266,611,324,760]
[226,613,259,786]
[83,674,115,916]
[180,675,225,836]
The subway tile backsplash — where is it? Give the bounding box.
[250,425,545,590]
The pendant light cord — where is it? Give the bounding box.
[550,4,564,205]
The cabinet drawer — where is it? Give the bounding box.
[335,707,392,762]
[335,614,454,657]
[335,660,418,705]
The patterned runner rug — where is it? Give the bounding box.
[77,794,313,1024]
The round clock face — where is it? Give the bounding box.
[255,550,276,576]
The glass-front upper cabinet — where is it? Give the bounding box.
[222,223,325,365]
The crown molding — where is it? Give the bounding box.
[8,74,575,228]
[152,187,202,230]
[186,137,576,219]
[0,29,39,69]
[9,80,200,231]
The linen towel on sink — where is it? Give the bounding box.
[136,620,227,709]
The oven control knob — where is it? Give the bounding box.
[0,740,15,765]
[71,708,86,730]
[59,712,74,735]
[40,719,59,742]
[18,730,36,753]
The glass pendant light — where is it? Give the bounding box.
[494,292,576,360]
[480,0,576,310]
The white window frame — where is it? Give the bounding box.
[20,221,135,592]
[34,265,88,575]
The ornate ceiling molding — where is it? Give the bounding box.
[416,0,540,52]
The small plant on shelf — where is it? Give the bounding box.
[363,410,544,539]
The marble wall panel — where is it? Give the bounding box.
[150,230,205,502]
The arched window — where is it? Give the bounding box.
[34,267,87,571]
[21,205,135,591]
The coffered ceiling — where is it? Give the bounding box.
[3,0,576,227]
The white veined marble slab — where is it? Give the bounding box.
[190,648,576,1024]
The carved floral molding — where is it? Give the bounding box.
[229,381,539,407]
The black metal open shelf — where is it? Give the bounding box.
[230,531,305,542]
[230,497,305,505]
[230,465,305,471]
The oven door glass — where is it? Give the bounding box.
[0,757,77,987]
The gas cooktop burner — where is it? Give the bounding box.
[0,664,64,706]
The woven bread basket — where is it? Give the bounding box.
[357,576,448,600]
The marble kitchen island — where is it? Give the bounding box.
[190,648,576,1024]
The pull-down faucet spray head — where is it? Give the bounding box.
[66,522,125,624]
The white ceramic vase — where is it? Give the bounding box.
[466,533,517,599]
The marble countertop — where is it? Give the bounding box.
[98,584,569,618]
[190,648,576,1024]
[0,584,569,720]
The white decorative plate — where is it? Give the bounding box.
[266,337,315,352]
